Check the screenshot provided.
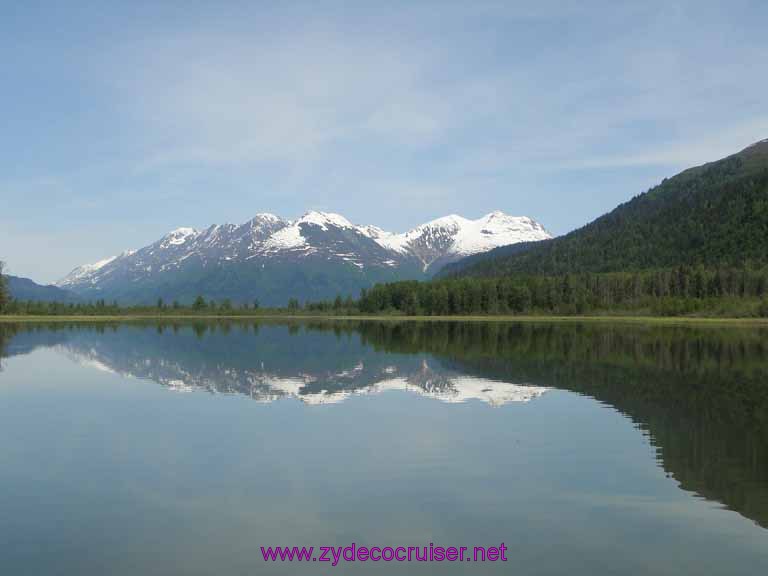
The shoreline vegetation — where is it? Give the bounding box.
[4,262,768,325]
[2,313,768,326]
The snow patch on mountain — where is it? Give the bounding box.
[366,212,551,269]
[251,212,283,223]
[260,222,308,252]
[298,211,354,231]
[87,255,119,272]
[452,212,550,255]
[362,225,410,253]
[163,227,199,246]
[58,250,135,286]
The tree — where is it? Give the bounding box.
[404,291,420,316]
[157,297,165,310]
[253,298,260,310]
[0,261,8,312]
[192,295,207,310]
[432,285,449,315]
[759,297,768,318]
[508,284,532,313]
[287,298,300,311]
[483,282,499,314]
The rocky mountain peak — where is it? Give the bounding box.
[56,210,551,304]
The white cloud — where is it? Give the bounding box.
[108,28,475,170]
[101,5,768,178]
[559,117,768,171]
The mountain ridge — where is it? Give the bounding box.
[57,210,551,305]
[446,139,768,277]
[7,275,80,303]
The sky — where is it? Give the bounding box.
[2,0,767,283]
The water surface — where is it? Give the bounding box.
[1,320,767,575]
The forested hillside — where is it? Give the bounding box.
[0,262,8,312]
[447,140,768,277]
[357,266,768,317]
[6,275,80,303]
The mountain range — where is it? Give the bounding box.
[444,139,768,277]
[57,211,550,305]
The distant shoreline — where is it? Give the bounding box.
[2,314,768,326]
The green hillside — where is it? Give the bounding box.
[448,139,768,277]
[6,275,80,303]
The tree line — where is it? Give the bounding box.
[0,262,8,313]
[356,265,768,317]
[0,289,361,317]
[1,297,273,316]
[4,261,768,318]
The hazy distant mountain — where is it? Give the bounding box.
[7,275,80,303]
[57,211,550,305]
[446,139,768,277]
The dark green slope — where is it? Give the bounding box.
[7,275,80,303]
[438,240,547,277]
[448,139,768,277]
[68,257,424,307]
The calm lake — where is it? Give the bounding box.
[1,320,767,575]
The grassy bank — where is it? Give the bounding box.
[2,313,768,326]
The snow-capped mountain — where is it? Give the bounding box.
[382,211,550,272]
[57,210,551,305]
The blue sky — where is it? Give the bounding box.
[2,0,767,283]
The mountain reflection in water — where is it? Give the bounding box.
[1,319,767,531]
